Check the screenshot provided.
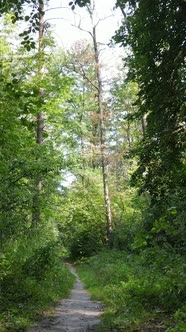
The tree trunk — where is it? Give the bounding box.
[32,0,45,223]
[92,25,112,244]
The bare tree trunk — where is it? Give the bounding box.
[32,0,45,223]
[92,24,112,244]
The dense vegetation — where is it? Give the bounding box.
[76,1,186,330]
[0,0,185,331]
[78,250,186,331]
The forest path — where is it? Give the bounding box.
[27,264,103,332]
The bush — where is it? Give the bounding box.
[78,249,186,331]
[0,223,75,331]
[70,227,104,260]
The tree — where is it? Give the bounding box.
[59,0,114,243]
[0,17,75,330]
[115,0,186,197]
[63,41,101,173]
[115,0,186,249]
[85,1,113,243]
[32,0,45,223]
[108,78,141,167]
[0,0,90,49]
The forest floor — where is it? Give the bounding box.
[26,264,103,332]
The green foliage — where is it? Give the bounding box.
[0,0,90,50]
[0,219,75,330]
[108,80,141,153]
[69,0,90,10]
[131,190,186,253]
[110,188,148,251]
[57,170,107,260]
[1,3,185,332]
[78,250,186,331]
[0,21,76,331]
[115,0,186,203]
[1,262,74,330]
[113,4,186,288]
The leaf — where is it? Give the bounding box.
[167,207,177,215]
[30,42,36,49]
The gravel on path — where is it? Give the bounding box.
[27,264,103,332]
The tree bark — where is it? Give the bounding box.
[32,0,45,223]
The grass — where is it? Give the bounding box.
[77,249,186,332]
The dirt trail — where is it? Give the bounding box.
[27,264,103,332]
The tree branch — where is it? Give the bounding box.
[119,5,131,34]
[45,6,70,12]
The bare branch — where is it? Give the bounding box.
[8,175,26,187]
[94,14,114,28]
[78,63,98,90]
[45,17,72,23]
[71,21,93,38]
[45,6,70,12]
[65,61,98,91]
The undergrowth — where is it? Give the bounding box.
[0,260,75,331]
[78,249,186,332]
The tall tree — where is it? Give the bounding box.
[87,1,113,243]
[114,0,186,249]
[61,4,113,243]
[115,0,186,201]
[0,14,78,329]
